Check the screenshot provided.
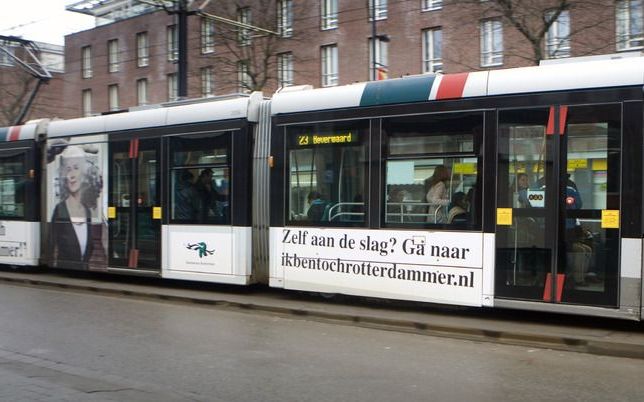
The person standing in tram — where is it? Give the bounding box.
[510,172,531,208]
[49,145,103,269]
[425,165,451,223]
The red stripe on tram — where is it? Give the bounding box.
[546,106,556,135]
[559,105,568,135]
[435,73,469,100]
[8,126,21,141]
[129,139,139,158]
[543,273,565,302]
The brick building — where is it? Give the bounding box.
[60,0,642,118]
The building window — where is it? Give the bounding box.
[107,39,119,72]
[108,84,119,111]
[201,17,215,54]
[321,0,338,29]
[238,60,252,93]
[278,52,294,87]
[0,43,14,66]
[422,27,442,73]
[616,0,643,51]
[137,78,148,105]
[369,37,388,80]
[167,73,178,101]
[238,7,251,46]
[422,0,443,11]
[201,66,214,97]
[321,44,338,87]
[81,46,92,78]
[136,32,149,67]
[480,19,503,67]
[82,89,92,117]
[369,0,387,20]
[545,10,571,58]
[167,25,178,62]
[277,1,293,37]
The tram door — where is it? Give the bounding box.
[108,139,161,271]
[495,104,621,307]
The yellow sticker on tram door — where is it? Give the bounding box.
[153,207,162,220]
[107,207,116,219]
[496,208,513,226]
[601,210,619,229]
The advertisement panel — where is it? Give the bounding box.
[167,226,233,275]
[271,227,484,306]
[46,136,108,271]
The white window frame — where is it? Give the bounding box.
[321,44,338,87]
[422,27,443,73]
[321,0,338,30]
[545,10,571,59]
[82,89,92,117]
[480,19,503,67]
[238,60,252,93]
[369,0,388,21]
[422,0,443,11]
[277,52,294,87]
[108,39,119,73]
[108,84,119,111]
[167,73,178,101]
[167,25,178,62]
[238,7,251,46]
[81,46,92,79]
[369,37,388,80]
[278,0,293,38]
[137,32,149,67]
[137,78,148,105]
[201,66,214,97]
[616,0,644,51]
[201,17,215,54]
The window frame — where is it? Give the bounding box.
[201,17,215,54]
[369,36,389,80]
[480,19,503,67]
[238,7,252,46]
[167,73,178,102]
[137,78,148,106]
[321,44,339,87]
[108,84,119,111]
[422,27,443,73]
[108,39,119,73]
[382,111,484,230]
[277,0,293,38]
[278,52,294,87]
[136,32,149,67]
[545,10,571,59]
[81,45,92,79]
[369,0,388,21]
[167,25,178,62]
[283,120,371,227]
[201,66,214,97]
[616,0,644,51]
[421,0,443,12]
[321,0,338,30]
[168,131,232,225]
[82,88,92,117]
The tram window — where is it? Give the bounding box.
[383,112,482,228]
[285,122,368,226]
[0,150,27,219]
[168,132,231,224]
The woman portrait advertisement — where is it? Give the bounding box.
[48,142,106,270]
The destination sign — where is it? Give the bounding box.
[296,131,358,147]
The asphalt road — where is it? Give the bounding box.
[1,282,643,402]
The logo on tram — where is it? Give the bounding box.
[186,242,215,258]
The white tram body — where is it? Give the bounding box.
[44,94,263,284]
[268,57,644,319]
[0,122,44,267]
[1,57,644,320]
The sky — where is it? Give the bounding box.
[0,0,95,46]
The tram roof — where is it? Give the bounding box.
[0,121,44,142]
[48,93,263,138]
[271,57,644,115]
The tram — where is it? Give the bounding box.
[0,56,642,320]
[268,56,644,320]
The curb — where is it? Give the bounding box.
[2,273,644,360]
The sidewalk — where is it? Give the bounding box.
[1,269,643,360]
